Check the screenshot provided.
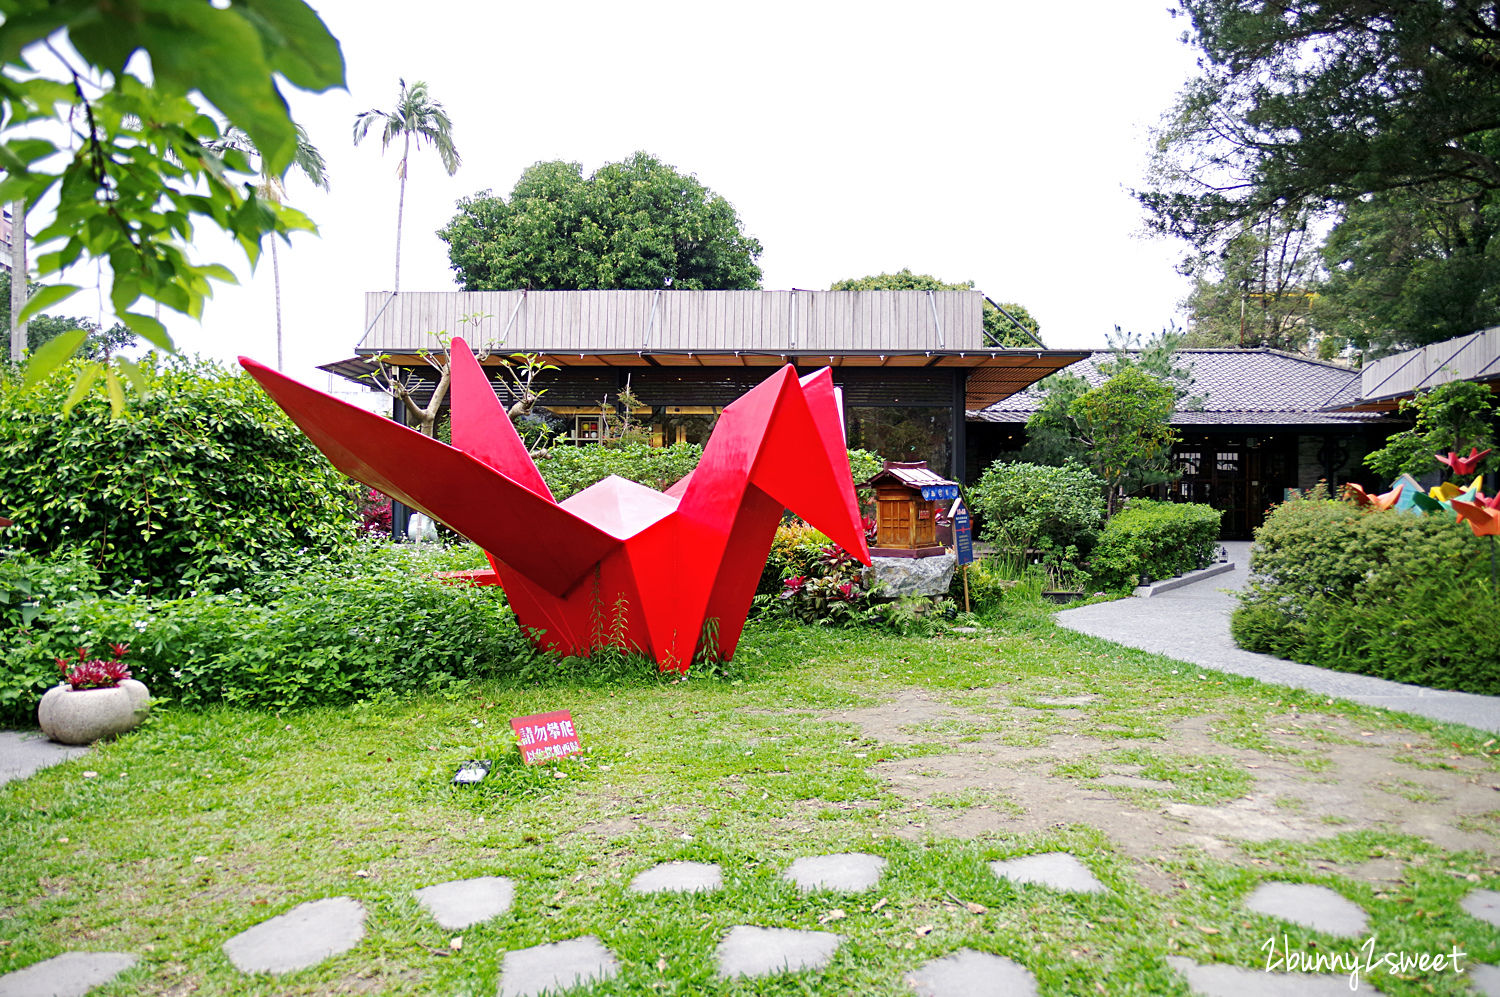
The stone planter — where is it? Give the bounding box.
[38,680,150,745]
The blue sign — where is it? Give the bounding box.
[920,484,960,501]
[952,499,973,565]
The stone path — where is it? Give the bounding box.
[221,896,366,975]
[0,731,88,787]
[716,925,843,979]
[0,952,134,997]
[1055,541,1500,733]
[989,852,1105,894]
[1243,882,1368,938]
[413,875,515,930]
[4,855,1493,994]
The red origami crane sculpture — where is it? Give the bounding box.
[240,339,871,672]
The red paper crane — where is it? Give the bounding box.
[240,339,871,672]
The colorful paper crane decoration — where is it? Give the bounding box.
[239,339,871,672]
[1342,482,1404,511]
[1436,447,1492,477]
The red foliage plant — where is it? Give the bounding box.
[55,644,132,690]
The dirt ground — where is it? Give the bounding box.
[821,689,1500,884]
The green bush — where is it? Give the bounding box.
[0,543,534,722]
[969,460,1105,562]
[1231,498,1500,694]
[758,523,833,595]
[1088,499,1221,591]
[537,441,703,500]
[0,356,356,595]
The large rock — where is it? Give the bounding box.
[864,554,956,598]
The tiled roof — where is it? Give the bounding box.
[968,349,1390,426]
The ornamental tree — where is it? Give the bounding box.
[438,152,763,291]
[1070,367,1179,518]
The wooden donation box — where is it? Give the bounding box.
[864,461,960,558]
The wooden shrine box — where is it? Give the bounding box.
[862,461,960,558]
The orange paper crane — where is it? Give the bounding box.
[239,339,871,672]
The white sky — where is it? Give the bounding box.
[44,0,1203,383]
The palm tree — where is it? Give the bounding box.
[218,125,330,370]
[352,79,460,293]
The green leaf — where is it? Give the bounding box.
[15,283,82,324]
[104,369,126,418]
[120,312,176,352]
[114,356,148,395]
[234,0,346,92]
[22,329,88,388]
[61,361,103,417]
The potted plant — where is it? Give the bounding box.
[37,643,150,745]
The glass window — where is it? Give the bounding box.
[845,406,952,474]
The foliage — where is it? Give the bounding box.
[440,152,763,292]
[1088,500,1221,591]
[1023,328,1197,471]
[0,0,345,390]
[1070,367,1179,517]
[1140,1,1500,243]
[1313,188,1500,356]
[0,273,135,360]
[946,553,1036,616]
[58,645,131,690]
[0,543,533,721]
[1232,498,1500,694]
[758,523,833,596]
[536,441,703,501]
[354,486,393,538]
[353,78,460,292]
[1178,209,1319,353]
[969,461,1106,564]
[0,356,355,595]
[828,269,1041,347]
[1364,380,1498,481]
[776,544,872,626]
[1140,2,1500,354]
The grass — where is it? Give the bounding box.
[2,600,1499,994]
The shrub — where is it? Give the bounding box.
[969,460,1105,562]
[537,441,702,500]
[1231,498,1500,694]
[758,523,832,595]
[1088,499,1221,591]
[0,542,534,721]
[0,357,356,595]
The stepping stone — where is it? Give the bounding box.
[0,951,136,997]
[784,853,886,892]
[413,876,515,930]
[1167,956,1383,996]
[989,853,1105,894]
[1244,883,1366,938]
[1473,963,1500,997]
[498,936,618,997]
[716,925,842,979]
[629,861,721,894]
[1462,888,1500,927]
[222,896,366,974]
[906,948,1038,997]
[0,731,89,786]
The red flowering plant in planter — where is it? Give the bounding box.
[56,643,132,690]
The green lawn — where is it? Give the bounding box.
[3,612,1497,995]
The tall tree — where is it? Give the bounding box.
[0,273,135,360]
[1141,1,1500,353]
[353,79,460,293]
[1312,186,1500,355]
[829,270,1041,347]
[438,153,762,291]
[1179,209,1320,353]
[216,126,330,370]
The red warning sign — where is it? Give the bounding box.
[509,709,582,765]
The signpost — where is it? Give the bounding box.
[952,499,974,613]
[510,709,582,765]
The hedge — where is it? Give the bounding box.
[1088,499,1221,591]
[1231,498,1500,695]
[0,543,532,722]
[969,460,1106,561]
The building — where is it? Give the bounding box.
[322,289,1089,482]
[968,349,1398,538]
